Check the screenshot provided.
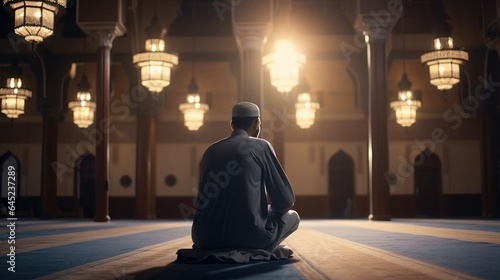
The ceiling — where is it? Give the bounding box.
[0,0,497,119]
[1,0,486,56]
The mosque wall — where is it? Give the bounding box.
[0,124,484,219]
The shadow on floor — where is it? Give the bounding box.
[131,258,303,280]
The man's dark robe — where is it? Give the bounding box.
[192,129,296,251]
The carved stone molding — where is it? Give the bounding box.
[233,23,272,51]
[76,0,126,48]
[91,31,118,48]
[354,0,402,43]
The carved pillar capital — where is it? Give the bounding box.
[76,0,126,48]
[354,0,402,43]
[485,38,500,57]
[91,31,118,48]
[231,0,272,105]
[233,23,272,51]
[232,0,272,52]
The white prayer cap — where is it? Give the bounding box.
[232,102,260,118]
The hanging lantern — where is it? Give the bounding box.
[390,73,422,127]
[0,61,32,119]
[3,0,67,43]
[179,78,209,131]
[420,9,468,91]
[420,37,468,91]
[68,74,95,128]
[263,39,305,93]
[295,91,319,129]
[133,15,178,98]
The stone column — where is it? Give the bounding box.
[479,110,498,218]
[40,111,59,218]
[93,33,114,222]
[149,115,157,218]
[232,1,285,162]
[232,0,272,108]
[77,0,126,222]
[366,32,391,221]
[355,1,400,221]
[135,108,157,219]
[131,0,182,219]
[35,52,71,219]
[482,30,500,217]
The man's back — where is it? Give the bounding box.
[191,102,298,252]
[192,130,280,249]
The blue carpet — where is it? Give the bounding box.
[2,220,498,279]
[394,219,500,233]
[310,223,500,279]
[10,220,169,239]
[14,219,82,226]
[0,225,190,279]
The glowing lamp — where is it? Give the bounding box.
[0,61,32,118]
[179,78,209,131]
[390,73,421,127]
[133,15,178,97]
[263,40,305,93]
[421,37,468,91]
[295,92,319,129]
[3,0,67,43]
[68,75,95,128]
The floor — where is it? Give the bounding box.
[1,218,499,279]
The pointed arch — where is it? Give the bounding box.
[414,148,442,217]
[346,65,361,109]
[346,50,368,112]
[328,150,355,218]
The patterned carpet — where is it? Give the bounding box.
[1,219,499,279]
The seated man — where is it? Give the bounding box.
[191,101,300,253]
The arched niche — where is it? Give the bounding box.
[74,152,96,218]
[414,148,442,217]
[328,150,355,218]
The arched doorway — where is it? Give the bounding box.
[0,151,21,216]
[74,152,96,218]
[328,150,355,218]
[414,149,442,217]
